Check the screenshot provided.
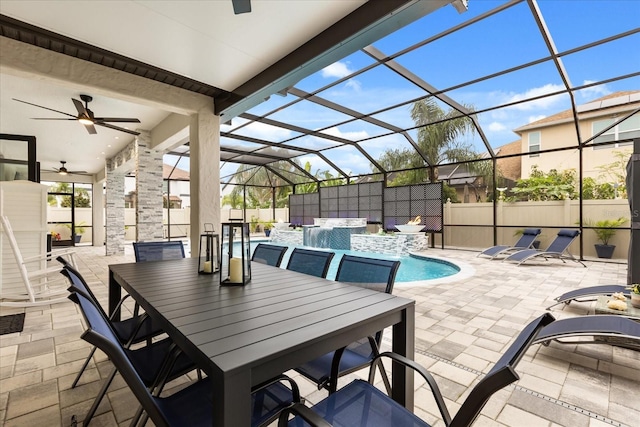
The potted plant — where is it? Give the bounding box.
[261,220,273,237]
[629,284,640,308]
[65,221,87,243]
[585,217,627,258]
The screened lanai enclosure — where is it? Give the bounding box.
[160,0,639,264]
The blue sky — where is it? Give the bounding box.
[213,0,640,180]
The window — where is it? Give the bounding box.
[593,114,640,149]
[528,132,540,157]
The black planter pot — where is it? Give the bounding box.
[594,244,615,259]
[264,229,271,237]
[74,235,82,244]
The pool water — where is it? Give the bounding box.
[249,242,460,283]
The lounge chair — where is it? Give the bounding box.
[477,228,541,259]
[533,315,640,349]
[504,229,586,267]
[546,285,628,310]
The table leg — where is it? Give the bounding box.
[212,369,251,427]
[108,269,122,321]
[391,304,415,410]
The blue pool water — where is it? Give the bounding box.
[248,242,460,283]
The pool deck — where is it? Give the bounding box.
[0,245,637,426]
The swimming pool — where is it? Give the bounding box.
[249,242,460,283]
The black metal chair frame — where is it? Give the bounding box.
[280,313,555,427]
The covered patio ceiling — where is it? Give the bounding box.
[199,0,638,188]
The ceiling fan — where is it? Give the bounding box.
[13,94,141,136]
[53,161,88,176]
[232,0,251,14]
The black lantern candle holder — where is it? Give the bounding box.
[220,221,251,286]
[198,223,220,275]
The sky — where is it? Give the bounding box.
[213,0,640,181]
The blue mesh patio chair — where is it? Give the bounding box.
[477,228,541,259]
[280,313,555,427]
[70,288,301,427]
[133,240,185,262]
[293,254,400,394]
[504,229,585,267]
[59,260,166,390]
[286,248,335,278]
[546,285,629,310]
[252,243,288,267]
[533,315,640,349]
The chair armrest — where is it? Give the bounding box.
[253,374,301,402]
[23,248,76,263]
[277,403,332,427]
[371,351,452,425]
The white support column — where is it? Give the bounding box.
[93,178,105,247]
[189,106,220,257]
[135,130,164,241]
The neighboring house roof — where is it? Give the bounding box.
[514,90,640,133]
[495,140,521,182]
[163,164,190,180]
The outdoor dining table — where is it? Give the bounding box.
[108,257,415,427]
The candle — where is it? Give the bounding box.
[229,257,242,283]
[203,261,212,273]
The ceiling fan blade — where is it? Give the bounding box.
[13,98,76,118]
[96,122,140,136]
[72,98,88,116]
[84,123,98,134]
[232,0,251,14]
[32,118,77,120]
[94,117,141,123]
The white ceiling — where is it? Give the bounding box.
[0,0,367,177]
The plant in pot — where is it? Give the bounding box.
[65,221,87,244]
[629,284,640,309]
[585,217,627,259]
[261,220,273,237]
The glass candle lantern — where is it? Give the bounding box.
[220,222,251,285]
[198,223,220,275]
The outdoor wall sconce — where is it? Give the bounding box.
[220,221,251,286]
[198,223,220,275]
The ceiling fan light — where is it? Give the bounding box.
[58,168,68,175]
[78,116,93,125]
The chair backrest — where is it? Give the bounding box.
[450,312,555,427]
[60,262,110,319]
[71,290,169,426]
[514,228,541,248]
[335,255,401,351]
[133,241,185,262]
[546,229,580,253]
[0,215,34,299]
[251,243,288,267]
[286,248,335,278]
[335,254,400,294]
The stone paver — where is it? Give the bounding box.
[0,245,637,426]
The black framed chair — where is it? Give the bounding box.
[59,260,165,389]
[71,288,301,427]
[280,313,555,427]
[133,240,185,262]
[293,254,401,394]
[251,243,289,267]
[285,248,335,278]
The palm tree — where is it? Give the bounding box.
[410,98,477,182]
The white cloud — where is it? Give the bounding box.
[487,122,507,132]
[321,62,352,79]
[345,79,362,91]
[504,84,566,111]
[577,81,611,101]
[320,126,369,141]
[241,121,292,140]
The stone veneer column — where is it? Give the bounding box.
[135,130,164,241]
[189,107,220,255]
[105,165,126,255]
